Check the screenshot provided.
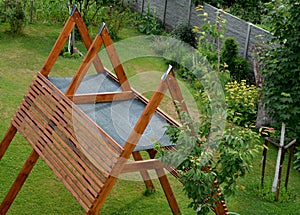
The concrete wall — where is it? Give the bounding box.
[126,0,271,66]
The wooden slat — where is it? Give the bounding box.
[37,74,123,155]
[31,80,116,175]
[36,75,122,159]
[10,73,131,212]
[20,96,102,197]
[13,99,95,210]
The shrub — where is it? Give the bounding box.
[5,0,26,34]
[171,23,197,48]
[137,12,162,35]
[225,80,258,127]
[221,37,250,82]
[157,113,261,214]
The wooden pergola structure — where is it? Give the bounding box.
[0,7,228,215]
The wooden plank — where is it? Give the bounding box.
[27,82,111,182]
[70,91,135,103]
[31,78,118,165]
[15,101,94,210]
[0,149,39,215]
[36,74,123,155]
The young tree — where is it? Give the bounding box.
[260,0,300,192]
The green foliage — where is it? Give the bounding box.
[251,179,297,203]
[158,113,261,214]
[137,1,162,35]
[215,124,262,196]
[102,6,135,39]
[171,23,197,48]
[3,0,26,34]
[193,5,226,72]
[258,0,300,170]
[197,0,270,24]
[73,0,110,24]
[221,37,250,82]
[225,80,258,126]
[25,0,68,24]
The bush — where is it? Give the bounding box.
[225,80,258,126]
[171,23,197,48]
[221,37,250,82]
[137,1,162,35]
[157,113,261,214]
[5,0,26,34]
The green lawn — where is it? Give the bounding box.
[1,23,300,215]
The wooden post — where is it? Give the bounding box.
[0,149,39,215]
[261,139,268,187]
[166,71,189,116]
[65,25,105,96]
[0,124,17,161]
[40,12,76,76]
[163,0,168,26]
[101,26,131,91]
[132,151,155,192]
[275,147,285,201]
[141,0,145,14]
[187,0,193,26]
[156,167,181,215]
[285,144,295,189]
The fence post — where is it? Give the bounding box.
[141,0,145,14]
[244,23,252,58]
[187,0,192,26]
[163,0,168,26]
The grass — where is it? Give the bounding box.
[1,22,300,215]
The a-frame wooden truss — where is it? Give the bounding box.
[0,7,228,215]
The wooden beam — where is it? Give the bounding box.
[65,25,105,96]
[73,9,105,73]
[40,9,76,76]
[100,27,131,91]
[105,68,181,127]
[0,124,17,161]
[156,168,181,215]
[0,149,39,215]
[120,66,172,160]
[69,91,135,103]
[121,159,164,174]
[132,151,155,192]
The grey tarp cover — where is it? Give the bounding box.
[47,72,173,152]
